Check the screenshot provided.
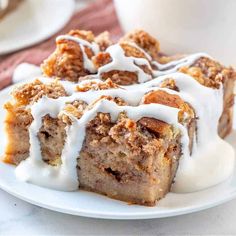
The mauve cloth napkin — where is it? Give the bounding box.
[0,0,122,90]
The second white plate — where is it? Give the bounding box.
[0,0,75,55]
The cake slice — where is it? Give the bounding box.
[3,29,236,206]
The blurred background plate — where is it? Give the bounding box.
[0,0,75,55]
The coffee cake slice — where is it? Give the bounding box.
[3,29,236,206]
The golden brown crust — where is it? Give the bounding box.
[155,54,185,64]
[138,118,173,139]
[179,57,236,88]
[178,56,236,138]
[142,90,184,109]
[3,103,33,165]
[89,95,128,109]
[41,30,113,82]
[67,30,95,42]
[120,29,160,61]
[62,100,88,120]
[99,70,139,85]
[94,31,113,51]
[41,30,97,82]
[159,79,180,91]
[76,78,120,92]
[142,90,195,121]
[92,52,112,68]
[120,42,148,59]
[11,79,67,106]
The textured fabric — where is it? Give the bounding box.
[0,0,122,89]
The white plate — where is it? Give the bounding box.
[0,0,75,55]
[0,84,236,220]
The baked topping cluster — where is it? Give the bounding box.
[41,29,235,88]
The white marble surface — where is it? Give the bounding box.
[1,1,236,235]
[0,188,236,235]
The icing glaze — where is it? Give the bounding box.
[98,44,152,83]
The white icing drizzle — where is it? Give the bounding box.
[96,42,211,82]
[152,53,211,76]
[98,44,153,83]
[12,36,235,193]
[56,34,210,83]
[56,35,99,54]
[80,46,97,73]
[127,42,152,61]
